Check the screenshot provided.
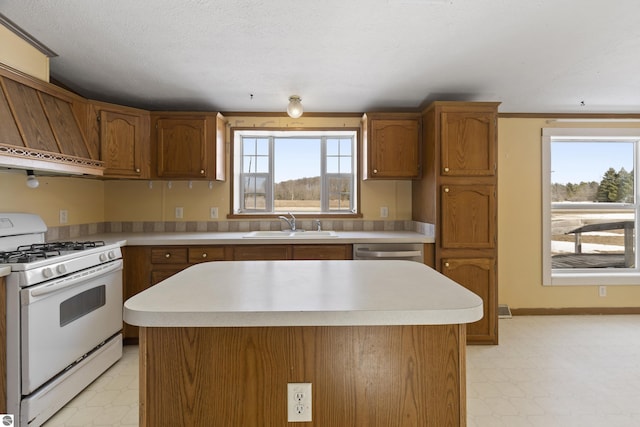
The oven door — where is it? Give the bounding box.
[20,259,123,394]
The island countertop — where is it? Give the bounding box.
[124,260,483,327]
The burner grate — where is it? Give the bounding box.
[1,241,106,264]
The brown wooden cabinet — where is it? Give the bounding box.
[292,244,353,260]
[362,113,421,179]
[413,101,500,344]
[152,112,226,180]
[86,101,150,178]
[232,245,292,261]
[441,257,496,343]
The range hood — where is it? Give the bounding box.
[0,64,104,177]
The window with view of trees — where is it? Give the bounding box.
[542,128,640,285]
[232,130,357,215]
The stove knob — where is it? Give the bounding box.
[108,250,116,260]
[42,267,53,278]
[99,253,108,262]
[56,264,67,275]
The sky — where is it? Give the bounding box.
[551,141,634,184]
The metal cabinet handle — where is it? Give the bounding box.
[135,168,141,173]
[444,187,450,193]
[202,253,207,258]
[200,169,205,174]
[444,262,450,268]
[165,253,171,259]
[444,167,450,173]
[373,169,378,174]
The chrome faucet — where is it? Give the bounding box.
[314,219,322,231]
[278,212,296,231]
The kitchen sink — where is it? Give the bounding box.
[243,230,338,239]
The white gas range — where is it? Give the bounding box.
[0,213,123,426]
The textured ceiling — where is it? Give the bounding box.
[2,0,640,114]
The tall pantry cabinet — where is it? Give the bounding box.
[413,101,500,344]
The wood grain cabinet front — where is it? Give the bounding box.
[362,113,421,180]
[441,257,496,344]
[413,101,500,344]
[0,65,103,175]
[86,101,150,178]
[292,244,353,260]
[152,112,226,180]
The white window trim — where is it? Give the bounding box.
[232,129,358,215]
[542,127,640,286]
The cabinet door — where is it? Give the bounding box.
[440,111,495,176]
[292,245,352,260]
[369,119,420,178]
[441,184,496,249]
[156,118,208,178]
[442,257,496,343]
[100,110,147,177]
[233,245,291,260]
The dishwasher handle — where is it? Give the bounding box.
[355,249,423,259]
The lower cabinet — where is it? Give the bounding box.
[441,257,497,344]
[122,244,353,342]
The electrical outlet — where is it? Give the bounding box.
[287,383,312,422]
[175,207,184,219]
[599,286,607,297]
[59,209,68,224]
[210,207,219,219]
[380,206,389,218]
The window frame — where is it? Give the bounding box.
[542,127,640,286]
[230,127,361,218]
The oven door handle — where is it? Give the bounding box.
[355,249,423,258]
[29,260,123,298]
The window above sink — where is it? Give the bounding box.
[231,129,359,217]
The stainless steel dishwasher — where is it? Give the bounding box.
[353,243,424,263]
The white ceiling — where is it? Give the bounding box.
[3,0,640,114]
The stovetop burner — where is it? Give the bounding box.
[0,241,106,264]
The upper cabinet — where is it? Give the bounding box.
[151,112,226,180]
[362,112,421,180]
[440,110,496,176]
[0,64,103,175]
[86,101,150,179]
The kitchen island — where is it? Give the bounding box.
[124,260,482,427]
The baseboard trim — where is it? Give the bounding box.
[511,307,640,316]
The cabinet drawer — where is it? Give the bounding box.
[189,247,227,263]
[233,245,291,261]
[292,245,351,260]
[151,248,188,264]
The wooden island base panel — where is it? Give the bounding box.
[139,324,466,427]
[124,260,482,427]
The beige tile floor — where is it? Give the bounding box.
[43,345,139,426]
[43,315,640,426]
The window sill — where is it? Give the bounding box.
[547,271,640,286]
[227,213,363,219]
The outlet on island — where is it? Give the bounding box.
[287,383,312,422]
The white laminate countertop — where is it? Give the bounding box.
[123,260,483,327]
[87,230,433,246]
[0,266,10,278]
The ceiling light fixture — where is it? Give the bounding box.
[26,169,39,189]
[287,95,303,118]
